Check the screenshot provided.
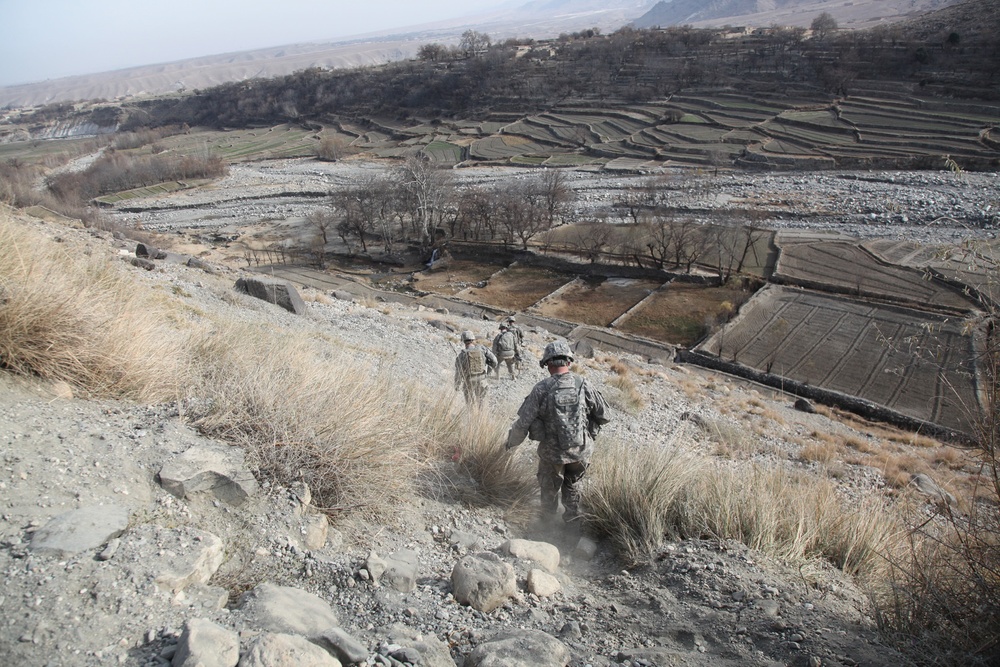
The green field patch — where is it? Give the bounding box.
[509,155,548,165]
[470,135,548,160]
[544,154,605,166]
[762,121,857,146]
[95,179,212,204]
[421,141,464,164]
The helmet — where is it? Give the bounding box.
[507,315,516,322]
[539,341,574,368]
[461,331,476,343]
[499,324,508,331]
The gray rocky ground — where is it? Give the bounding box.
[6,158,992,666]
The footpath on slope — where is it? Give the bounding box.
[0,215,909,667]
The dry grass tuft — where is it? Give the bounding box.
[0,213,189,402]
[585,437,899,575]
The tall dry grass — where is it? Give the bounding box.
[0,211,188,401]
[585,435,899,576]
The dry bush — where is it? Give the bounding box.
[606,372,646,413]
[585,436,899,574]
[449,405,537,514]
[189,324,433,520]
[0,212,188,401]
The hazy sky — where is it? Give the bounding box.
[0,0,508,87]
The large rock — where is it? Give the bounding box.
[526,568,561,597]
[502,538,560,573]
[451,552,517,613]
[172,618,239,667]
[158,445,258,506]
[465,629,570,667]
[29,504,130,557]
[382,549,419,593]
[114,525,225,594]
[384,624,457,667]
[235,275,306,315]
[310,627,369,665]
[238,583,339,637]
[241,633,342,667]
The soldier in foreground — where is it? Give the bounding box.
[454,330,497,404]
[505,341,611,530]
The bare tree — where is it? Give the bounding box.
[399,156,451,246]
[459,30,492,57]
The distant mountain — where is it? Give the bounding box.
[0,0,654,109]
[632,0,966,29]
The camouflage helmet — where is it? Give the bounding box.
[539,340,574,368]
[461,330,476,343]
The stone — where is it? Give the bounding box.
[502,538,560,573]
[384,624,457,667]
[241,633,342,667]
[29,504,130,557]
[158,445,258,506]
[303,515,329,551]
[150,527,225,594]
[451,552,517,613]
[910,473,956,506]
[129,256,156,271]
[465,629,570,667]
[572,536,598,561]
[172,618,239,667]
[382,549,419,593]
[311,627,370,665]
[238,583,339,637]
[235,275,307,315]
[793,398,817,413]
[135,243,167,259]
[526,568,561,597]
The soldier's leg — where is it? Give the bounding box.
[560,461,588,523]
[536,461,563,517]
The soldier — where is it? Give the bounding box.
[505,315,525,370]
[505,340,611,530]
[454,330,497,404]
[491,323,520,380]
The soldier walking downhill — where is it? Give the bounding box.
[454,330,497,405]
[505,315,525,370]
[505,341,611,530]
[491,323,520,380]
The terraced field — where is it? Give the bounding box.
[529,276,661,327]
[774,240,979,312]
[697,285,981,434]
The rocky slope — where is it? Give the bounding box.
[0,209,916,667]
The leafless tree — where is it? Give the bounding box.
[399,156,451,246]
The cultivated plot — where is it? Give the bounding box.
[774,240,978,312]
[618,282,754,346]
[530,277,661,327]
[698,285,981,434]
[458,264,572,311]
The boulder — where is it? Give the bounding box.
[235,275,306,315]
[158,445,258,506]
[451,552,517,613]
[465,629,570,667]
[237,583,339,637]
[29,504,130,558]
[241,633,342,667]
[135,242,167,259]
[526,568,561,597]
[911,473,957,506]
[385,624,457,667]
[172,618,239,667]
[502,538,560,573]
[129,256,156,271]
[311,627,369,665]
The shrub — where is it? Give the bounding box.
[0,211,188,401]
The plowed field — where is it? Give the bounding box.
[698,285,981,433]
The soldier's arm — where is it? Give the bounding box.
[485,347,498,368]
[505,384,544,450]
[585,381,612,426]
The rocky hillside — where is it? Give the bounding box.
[0,207,924,667]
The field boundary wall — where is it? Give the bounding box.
[676,348,973,444]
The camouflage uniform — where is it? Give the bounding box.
[505,342,611,523]
[454,333,497,404]
[491,325,520,380]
